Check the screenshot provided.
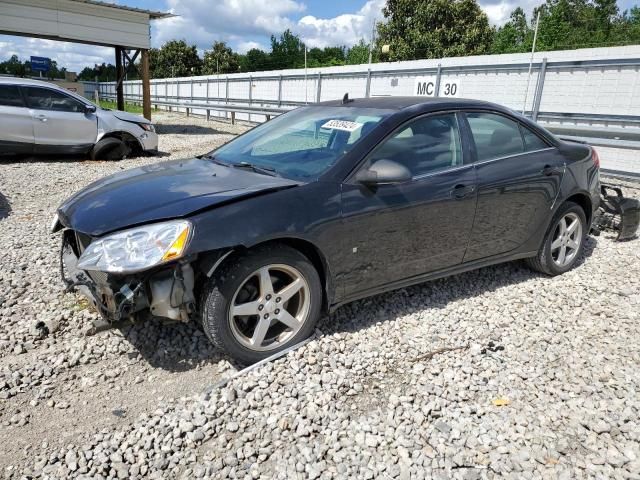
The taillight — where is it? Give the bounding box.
[591,147,600,169]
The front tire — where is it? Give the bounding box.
[201,245,322,364]
[526,201,587,276]
[90,137,129,160]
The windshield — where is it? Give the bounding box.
[209,106,394,180]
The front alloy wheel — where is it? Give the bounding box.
[229,264,310,352]
[201,245,322,364]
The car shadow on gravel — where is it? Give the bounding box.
[0,192,10,220]
[110,237,598,369]
[116,317,230,372]
[322,236,599,336]
[0,154,87,164]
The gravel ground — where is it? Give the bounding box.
[1,112,639,479]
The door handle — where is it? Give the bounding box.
[35,115,48,122]
[450,184,475,199]
[541,164,561,176]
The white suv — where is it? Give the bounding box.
[0,77,158,160]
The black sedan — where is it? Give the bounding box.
[52,97,601,364]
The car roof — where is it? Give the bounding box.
[315,96,501,111]
[0,76,66,88]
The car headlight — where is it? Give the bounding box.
[77,220,192,273]
[138,123,155,132]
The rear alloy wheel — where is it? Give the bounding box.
[526,201,587,275]
[550,212,583,268]
[201,245,322,364]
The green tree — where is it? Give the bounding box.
[149,40,202,78]
[612,6,640,44]
[0,55,27,76]
[306,46,346,67]
[238,48,272,72]
[492,7,531,53]
[202,41,240,74]
[346,39,378,64]
[77,63,118,82]
[270,29,305,69]
[0,54,67,79]
[376,0,494,61]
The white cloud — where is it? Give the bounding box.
[482,3,514,25]
[296,0,385,48]
[479,0,541,25]
[0,0,575,73]
[236,41,264,54]
[0,36,113,73]
[152,0,305,49]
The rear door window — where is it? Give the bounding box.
[466,112,524,161]
[24,87,86,113]
[0,85,25,107]
[520,125,550,151]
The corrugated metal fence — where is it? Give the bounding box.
[88,45,640,176]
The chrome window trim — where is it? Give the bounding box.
[473,147,556,166]
[412,163,473,181]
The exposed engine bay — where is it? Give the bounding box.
[60,230,198,324]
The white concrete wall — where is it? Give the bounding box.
[93,45,640,175]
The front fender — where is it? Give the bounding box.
[186,181,342,304]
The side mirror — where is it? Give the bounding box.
[355,159,411,185]
[85,104,97,114]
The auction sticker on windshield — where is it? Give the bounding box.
[321,120,363,132]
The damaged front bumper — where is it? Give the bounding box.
[592,183,640,241]
[60,230,196,323]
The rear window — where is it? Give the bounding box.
[0,85,24,108]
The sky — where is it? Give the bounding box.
[0,0,637,72]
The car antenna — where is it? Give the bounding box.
[342,93,354,104]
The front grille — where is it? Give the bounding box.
[88,270,108,285]
[69,230,108,285]
[75,232,93,254]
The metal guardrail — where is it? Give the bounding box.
[87,54,640,177]
[98,93,290,123]
[97,93,640,179]
[98,91,640,146]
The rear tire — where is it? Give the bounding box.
[200,245,322,364]
[90,137,129,161]
[526,201,587,276]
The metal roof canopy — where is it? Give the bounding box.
[0,0,173,120]
[0,0,172,49]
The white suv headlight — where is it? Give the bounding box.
[77,220,192,273]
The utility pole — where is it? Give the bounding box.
[368,19,376,66]
[523,10,541,115]
[304,44,308,104]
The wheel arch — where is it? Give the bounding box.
[198,237,334,313]
[98,130,143,155]
[565,192,593,225]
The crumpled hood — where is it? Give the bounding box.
[110,109,151,124]
[58,157,300,236]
